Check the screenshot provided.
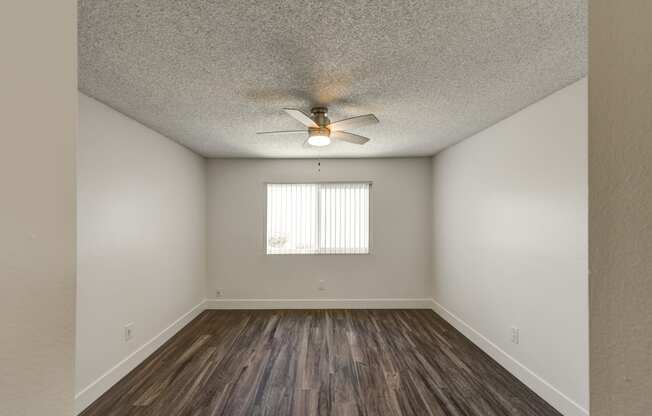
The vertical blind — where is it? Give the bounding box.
[266,183,370,254]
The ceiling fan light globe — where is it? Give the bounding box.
[307,135,331,147]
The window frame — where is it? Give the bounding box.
[262,181,373,256]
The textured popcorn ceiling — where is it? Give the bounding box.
[78,0,587,158]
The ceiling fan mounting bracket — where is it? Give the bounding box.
[310,106,328,114]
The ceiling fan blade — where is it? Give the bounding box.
[256,130,307,135]
[283,108,318,128]
[328,114,378,131]
[331,131,370,145]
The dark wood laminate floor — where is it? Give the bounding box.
[81,310,561,416]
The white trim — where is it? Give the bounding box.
[74,301,205,415]
[430,299,589,416]
[205,298,433,309]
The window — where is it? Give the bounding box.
[266,182,370,255]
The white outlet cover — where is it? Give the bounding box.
[511,326,520,344]
[124,323,134,342]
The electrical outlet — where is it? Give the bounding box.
[124,323,134,342]
[511,326,520,344]
[318,279,326,291]
[215,289,224,298]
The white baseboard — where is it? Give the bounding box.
[204,297,434,309]
[430,299,589,416]
[74,301,205,415]
[74,298,586,416]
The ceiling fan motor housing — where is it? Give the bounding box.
[311,107,330,127]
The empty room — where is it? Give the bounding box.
[3,1,652,416]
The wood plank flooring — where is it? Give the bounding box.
[80,309,561,416]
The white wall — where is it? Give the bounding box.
[590,2,652,414]
[0,3,76,415]
[206,158,432,304]
[76,94,207,410]
[431,79,588,415]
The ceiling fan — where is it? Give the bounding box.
[257,107,379,147]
